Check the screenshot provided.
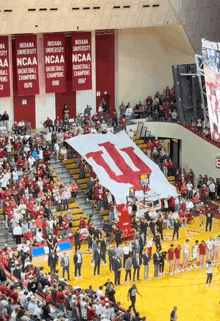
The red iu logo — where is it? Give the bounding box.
[86,142,152,191]
[216,156,220,168]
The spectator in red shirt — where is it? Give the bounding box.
[146,139,153,158]
[120,115,127,130]
[56,288,66,311]
[87,302,97,321]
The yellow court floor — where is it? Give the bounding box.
[39,217,220,321]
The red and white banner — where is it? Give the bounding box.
[44,33,66,94]
[72,32,92,91]
[66,132,177,203]
[15,35,39,96]
[0,36,10,98]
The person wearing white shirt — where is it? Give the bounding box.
[36,229,44,243]
[187,182,193,199]
[182,239,191,271]
[12,169,19,183]
[28,155,35,168]
[172,212,179,221]
[125,107,133,123]
[127,129,134,140]
[186,200,194,211]
[101,121,108,133]
[95,301,103,317]
[213,236,220,264]
[123,242,130,267]
[98,105,103,114]
[38,148,43,160]
[96,286,104,300]
[209,181,216,201]
[13,224,22,244]
[206,237,214,261]
[91,127,97,134]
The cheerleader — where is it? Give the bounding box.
[192,240,199,268]
[182,239,191,271]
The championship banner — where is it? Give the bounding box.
[44,33,66,94]
[0,36,10,98]
[15,35,39,96]
[202,39,220,142]
[66,132,177,203]
[72,32,92,91]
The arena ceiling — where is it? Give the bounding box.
[0,0,219,54]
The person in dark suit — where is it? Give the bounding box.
[108,245,116,272]
[101,236,107,264]
[94,245,101,276]
[74,229,81,253]
[133,253,142,281]
[48,250,58,273]
[113,256,122,286]
[60,252,70,280]
[74,250,83,279]
[142,249,150,280]
[153,249,161,278]
[139,233,145,256]
[133,238,140,255]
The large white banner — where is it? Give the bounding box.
[66,132,177,203]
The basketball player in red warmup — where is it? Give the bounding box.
[174,245,181,273]
[168,244,174,275]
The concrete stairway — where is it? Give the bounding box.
[0,221,17,248]
[50,157,104,228]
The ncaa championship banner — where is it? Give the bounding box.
[66,132,177,203]
[72,32,92,91]
[15,35,39,96]
[44,33,67,94]
[0,36,10,98]
[202,39,220,142]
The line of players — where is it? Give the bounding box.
[166,236,219,276]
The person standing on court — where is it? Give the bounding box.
[133,253,142,281]
[125,255,133,283]
[153,249,161,278]
[74,249,83,279]
[127,283,142,314]
[94,245,101,276]
[61,252,70,280]
[174,245,181,273]
[168,244,174,275]
[108,245,116,272]
[74,229,81,252]
[113,256,122,286]
[115,227,123,247]
[206,261,214,287]
[206,209,214,232]
[142,248,150,280]
[170,306,178,321]
[172,220,181,241]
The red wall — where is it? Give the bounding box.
[55,36,76,119]
[95,33,115,114]
[12,39,36,129]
